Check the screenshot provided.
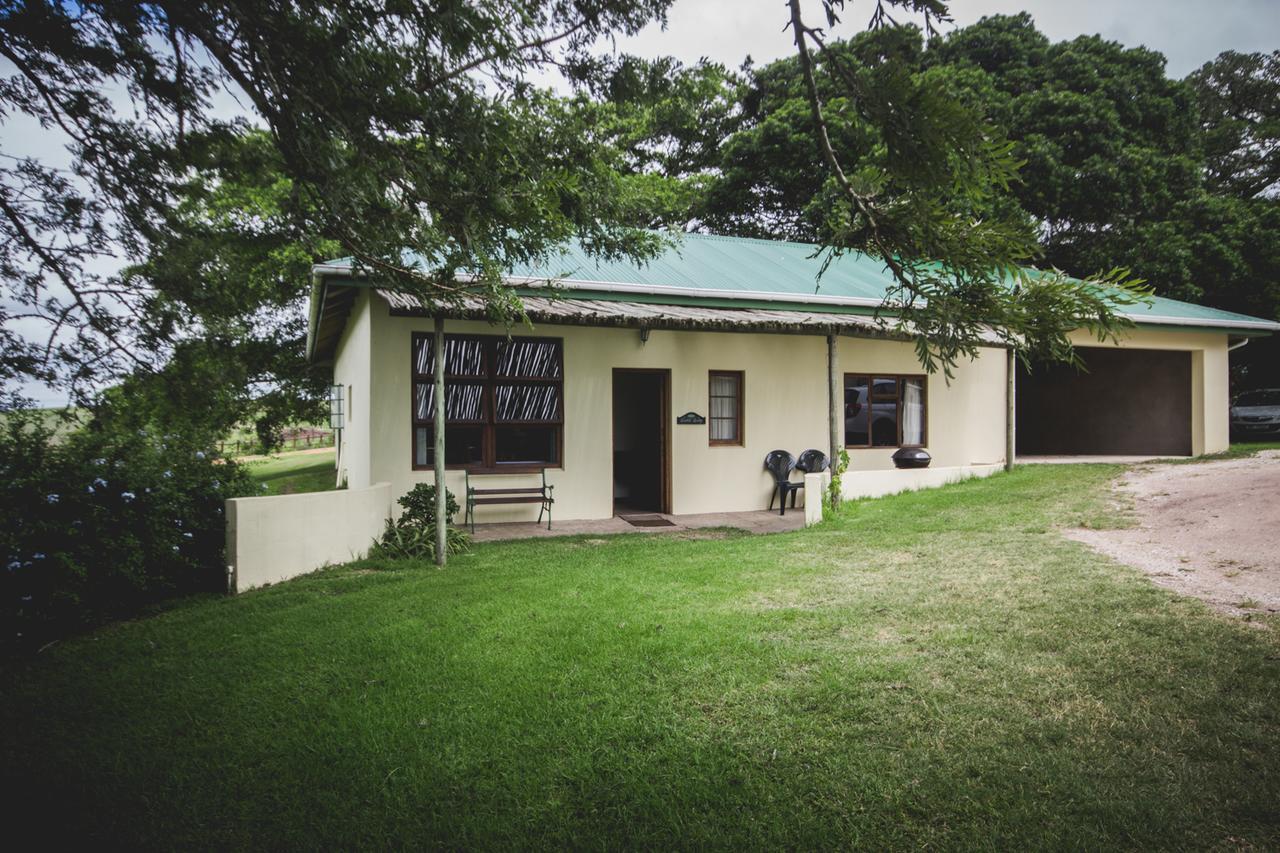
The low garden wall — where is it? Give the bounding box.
[841,464,1003,502]
[225,482,392,593]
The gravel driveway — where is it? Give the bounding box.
[1067,450,1280,619]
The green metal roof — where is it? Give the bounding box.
[318,231,1280,334]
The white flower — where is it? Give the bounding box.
[45,494,59,504]
[195,451,206,460]
[121,491,136,502]
[32,553,44,560]
[162,470,173,479]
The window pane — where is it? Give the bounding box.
[495,340,561,378]
[710,395,736,419]
[494,383,561,422]
[844,376,869,445]
[870,402,898,446]
[415,426,484,466]
[872,377,899,399]
[495,425,559,464]
[710,418,736,441]
[710,373,738,397]
[902,379,924,445]
[709,373,740,443]
[414,382,486,422]
[413,336,485,377]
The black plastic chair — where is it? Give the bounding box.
[795,449,830,475]
[764,450,803,516]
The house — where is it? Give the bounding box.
[305,232,1280,524]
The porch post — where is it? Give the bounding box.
[1005,347,1016,471]
[433,315,447,566]
[827,332,840,472]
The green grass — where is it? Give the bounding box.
[3,465,1278,848]
[243,448,338,495]
[1161,440,1280,464]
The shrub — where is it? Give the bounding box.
[0,410,254,651]
[396,482,459,528]
[368,483,469,561]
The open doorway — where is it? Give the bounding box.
[612,369,670,515]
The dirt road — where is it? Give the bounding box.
[1067,451,1280,618]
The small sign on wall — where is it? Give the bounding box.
[676,412,706,425]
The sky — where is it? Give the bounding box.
[613,0,1280,78]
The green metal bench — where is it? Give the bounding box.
[464,468,554,533]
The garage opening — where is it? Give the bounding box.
[1017,347,1192,456]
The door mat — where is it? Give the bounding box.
[621,514,677,528]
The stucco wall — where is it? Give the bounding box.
[332,289,372,488]
[225,482,391,592]
[1065,326,1230,455]
[360,296,1010,522]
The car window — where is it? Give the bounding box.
[1237,390,1280,407]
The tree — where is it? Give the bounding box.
[781,1,1144,378]
[0,0,673,403]
[1189,50,1280,199]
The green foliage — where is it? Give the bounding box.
[396,483,461,529]
[1,0,673,403]
[1188,50,1280,199]
[369,483,469,561]
[0,410,254,651]
[369,518,471,562]
[825,448,850,511]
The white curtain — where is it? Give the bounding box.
[902,379,924,445]
[709,374,738,441]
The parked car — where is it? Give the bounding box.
[1230,388,1280,439]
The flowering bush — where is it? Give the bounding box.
[0,411,254,651]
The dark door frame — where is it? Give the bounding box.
[611,368,672,515]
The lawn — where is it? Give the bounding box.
[242,448,338,495]
[2,464,1277,848]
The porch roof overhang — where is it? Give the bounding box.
[372,287,1008,347]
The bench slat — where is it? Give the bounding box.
[470,487,545,495]
[471,496,548,505]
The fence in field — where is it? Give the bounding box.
[218,428,334,457]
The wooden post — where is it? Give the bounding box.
[433,316,447,567]
[1005,347,1016,471]
[827,332,840,471]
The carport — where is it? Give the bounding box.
[1016,346,1193,457]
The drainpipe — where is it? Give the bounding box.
[1228,338,1251,352]
[1005,348,1016,472]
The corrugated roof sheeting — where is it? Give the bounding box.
[328,232,1280,331]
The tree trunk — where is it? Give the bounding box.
[1006,347,1016,472]
[433,316,447,567]
[827,333,840,493]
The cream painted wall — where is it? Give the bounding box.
[226,481,391,592]
[1065,326,1231,455]
[331,289,372,488]
[359,295,1011,522]
[838,339,1008,472]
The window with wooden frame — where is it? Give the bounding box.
[843,374,927,448]
[411,333,563,471]
[708,370,744,445]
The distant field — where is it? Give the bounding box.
[242,448,338,495]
